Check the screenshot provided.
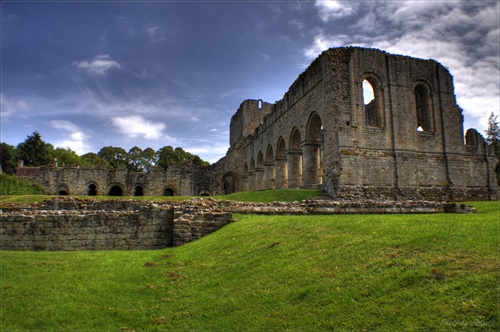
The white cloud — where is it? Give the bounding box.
[315,1,356,21]
[184,143,229,164]
[0,93,30,120]
[73,54,121,75]
[146,26,176,43]
[111,115,166,140]
[50,120,89,155]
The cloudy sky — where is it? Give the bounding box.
[1,1,498,163]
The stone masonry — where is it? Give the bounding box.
[214,47,498,201]
[15,47,498,201]
[1,197,475,251]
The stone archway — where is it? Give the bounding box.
[303,112,323,188]
[221,172,237,194]
[164,188,175,196]
[107,183,125,196]
[264,144,275,190]
[134,185,144,196]
[275,136,288,189]
[87,183,97,196]
[287,127,303,188]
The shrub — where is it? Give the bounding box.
[0,174,45,195]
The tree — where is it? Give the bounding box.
[81,152,111,168]
[485,112,500,185]
[157,146,176,170]
[1,143,15,174]
[98,146,129,169]
[16,132,54,166]
[142,147,158,172]
[127,146,144,172]
[51,147,83,166]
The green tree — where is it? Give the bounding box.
[81,152,111,168]
[16,132,54,166]
[1,143,15,174]
[142,147,158,172]
[485,112,500,185]
[127,146,144,172]
[157,145,209,170]
[157,146,176,170]
[51,147,83,166]
[98,146,129,169]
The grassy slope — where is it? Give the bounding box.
[1,201,498,330]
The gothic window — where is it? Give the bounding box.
[363,78,381,127]
[415,84,433,132]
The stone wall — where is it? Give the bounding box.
[0,197,476,251]
[214,47,498,201]
[1,198,233,251]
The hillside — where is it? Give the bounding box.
[1,201,498,330]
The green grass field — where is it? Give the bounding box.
[1,198,498,330]
[0,188,324,204]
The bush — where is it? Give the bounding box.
[0,174,45,195]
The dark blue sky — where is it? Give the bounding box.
[2,1,498,162]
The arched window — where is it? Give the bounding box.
[363,78,381,127]
[415,84,433,132]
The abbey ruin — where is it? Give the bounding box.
[19,47,498,201]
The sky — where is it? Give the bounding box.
[1,1,499,163]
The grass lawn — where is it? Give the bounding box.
[1,201,498,330]
[0,188,324,204]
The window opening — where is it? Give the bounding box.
[415,85,432,132]
[363,79,379,127]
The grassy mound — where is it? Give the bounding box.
[1,201,498,330]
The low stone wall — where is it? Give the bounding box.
[218,199,476,214]
[1,197,476,251]
[0,198,233,251]
[334,185,498,202]
[1,209,173,251]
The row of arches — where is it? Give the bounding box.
[362,77,435,132]
[242,112,324,191]
[56,183,176,197]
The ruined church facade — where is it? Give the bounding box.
[23,47,497,200]
[214,47,497,200]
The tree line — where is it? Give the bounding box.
[1,131,210,175]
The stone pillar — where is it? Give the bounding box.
[264,162,275,190]
[274,156,288,189]
[302,141,322,188]
[248,172,256,191]
[287,149,302,188]
[255,167,265,190]
[241,175,249,192]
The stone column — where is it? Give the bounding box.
[287,149,302,188]
[274,156,288,189]
[255,167,265,190]
[241,175,249,192]
[302,141,322,188]
[248,172,256,191]
[264,162,275,190]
